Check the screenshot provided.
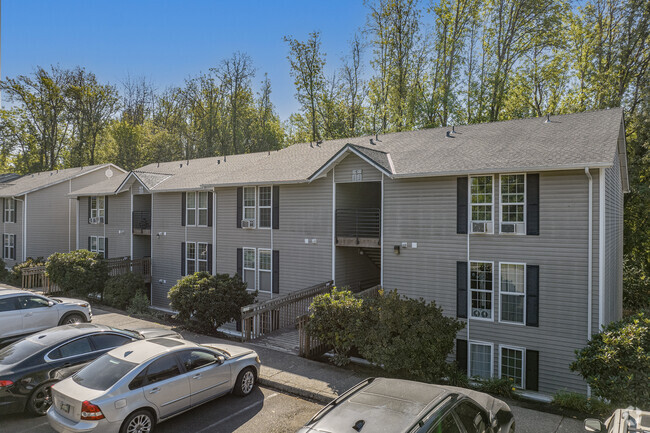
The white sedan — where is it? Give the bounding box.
[0,288,92,345]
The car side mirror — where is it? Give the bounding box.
[217,356,225,364]
[48,300,55,307]
[584,419,605,432]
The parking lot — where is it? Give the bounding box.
[0,386,322,433]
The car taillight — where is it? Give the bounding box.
[80,400,104,420]
[0,380,13,389]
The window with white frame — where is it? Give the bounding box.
[500,263,525,324]
[470,261,493,320]
[500,174,525,233]
[4,199,16,223]
[470,176,493,233]
[186,242,196,274]
[197,192,208,226]
[258,187,272,229]
[500,346,524,388]
[186,193,196,226]
[90,236,105,258]
[243,187,256,225]
[469,342,493,380]
[197,243,208,272]
[258,249,272,292]
[243,247,256,289]
[3,234,14,259]
[90,197,105,222]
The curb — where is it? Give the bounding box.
[258,377,335,405]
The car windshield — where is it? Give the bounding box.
[110,327,142,339]
[0,339,44,365]
[200,345,228,357]
[73,355,137,391]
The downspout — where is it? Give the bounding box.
[380,174,384,287]
[331,170,336,284]
[212,191,216,275]
[14,195,26,262]
[270,187,274,300]
[598,168,605,330]
[68,180,72,251]
[130,189,134,259]
[466,174,471,372]
[585,167,593,341]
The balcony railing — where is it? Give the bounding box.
[335,208,381,246]
[133,211,151,235]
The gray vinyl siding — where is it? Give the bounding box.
[215,176,333,303]
[78,192,131,258]
[604,155,624,324]
[2,198,23,267]
[382,170,601,395]
[334,154,382,183]
[335,247,378,289]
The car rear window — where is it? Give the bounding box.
[0,339,44,365]
[73,355,137,391]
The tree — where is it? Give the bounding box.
[341,34,368,136]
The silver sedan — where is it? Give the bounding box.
[46,337,261,433]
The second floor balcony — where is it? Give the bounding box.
[133,211,151,235]
[335,208,381,248]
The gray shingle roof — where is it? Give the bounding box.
[69,108,626,195]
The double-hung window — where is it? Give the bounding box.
[243,187,256,227]
[90,236,105,258]
[470,261,493,320]
[258,249,272,292]
[186,193,196,226]
[90,197,105,222]
[197,243,208,272]
[500,263,525,324]
[3,234,15,260]
[470,176,493,233]
[500,346,524,388]
[186,242,196,274]
[258,187,272,229]
[186,192,208,226]
[469,341,493,380]
[500,174,525,234]
[243,247,256,289]
[197,192,208,226]
[4,199,16,223]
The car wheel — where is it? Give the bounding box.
[509,423,516,433]
[60,313,85,325]
[233,367,256,397]
[120,409,155,433]
[26,381,55,416]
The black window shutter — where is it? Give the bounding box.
[104,196,108,224]
[272,250,280,294]
[207,244,213,274]
[1,234,4,259]
[526,265,539,327]
[236,248,243,277]
[457,261,468,318]
[525,350,539,391]
[526,173,539,235]
[181,242,186,276]
[457,177,468,234]
[12,200,16,223]
[88,236,91,251]
[272,186,280,230]
[2,199,5,223]
[456,339,468,373]
[87,197,91,223]
[208,192,213,227]
[11,234,16,260]
[104,238,108,258]
[181,192,186,227]
[236,187,243,228]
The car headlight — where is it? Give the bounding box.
[79,303,89,308]
[256,356,261,364]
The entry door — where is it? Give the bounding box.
[177,349,232,406]
[17,295,58,333]
[0,297,23,338]
[143,354,191,419]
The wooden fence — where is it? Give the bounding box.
[240,281,333,341]
[22,266,60,294]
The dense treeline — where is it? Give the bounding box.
[1,0,648,307]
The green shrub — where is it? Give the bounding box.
[0,258,11,283]
[623,258,650,315]
[104,273,146,310]
[168,272,256,333]
[444,363,470,388]
[358,290,465,382]
[472,377,515,399]
[9,257,45,286]
[45,250,108,298]
[306,288,363,366]
[552,391,614,417]
[570,310,650,409]
[127,291,151,315]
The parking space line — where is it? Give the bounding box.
[195,393,279,433]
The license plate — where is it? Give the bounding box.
[60,402,70,413]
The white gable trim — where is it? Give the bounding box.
[308,144,393,182]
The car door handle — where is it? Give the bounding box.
[149,387,160,394]
[24,312,33,317]
[62,363,71,367]
[192,374,201,379]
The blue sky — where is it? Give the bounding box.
[2,0,371,120]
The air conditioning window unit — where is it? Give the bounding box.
[241,219,256,229]
[501,222,525,234]
[89,217,99,224]
[472,309,491,319]
[471,221,493,234]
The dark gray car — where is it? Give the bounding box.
[297,377,515,433]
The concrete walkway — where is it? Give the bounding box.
[91,307,584,433]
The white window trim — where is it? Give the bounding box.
[468,340,494,380]
[90,235,105,258]
[499,262,526,325]
[257,186,272,230]
[242,187,257,227]
[186,192,197,227]
[469,260,495,322]
[257,248,272,293]
[469,175,494,234]
[186,241,196,275]
[4,199,15,223]
[499,345,526,389]
[3,233,14,259]
[90,196,105,222]
[197,242,208,272]
[197,192,209,227]
[499,173,526,235]
[243,247,256,291]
